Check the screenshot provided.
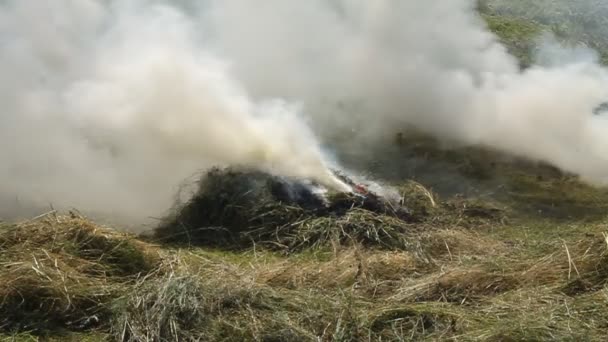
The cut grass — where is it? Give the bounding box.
[111,273,206,341]
[7,144,608,341]
[3,203,608,340]
[0,214,161,335]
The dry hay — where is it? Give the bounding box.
[0,213,160,276]
[260,248,424,292]
[388,268,518,304]
[0,213,162,333]
[515,232,608,293]
[0,252,114,333]
[155,167,419,252]
[365,251,420,281]
[255,229,510,300]
[263,209,422,252]
[421,229,508,260]
[259,249,363,290]
[434,197,508,227]
[398,180,439,217]
[421,269,518,303]
[561,233,608,295]
[2,212,606,340]
[110,259,353,342]
[369,305,459,340]
[111,273,206,342]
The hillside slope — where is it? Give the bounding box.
[481,0,608,65]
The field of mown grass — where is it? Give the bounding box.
[3,2,608,341]
[2,163,608,341]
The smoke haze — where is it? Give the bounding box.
[2,0,608,224]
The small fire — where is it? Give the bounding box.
[354,184,369,195]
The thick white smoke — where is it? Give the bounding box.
[204,0,608,181]
[2,0,608,223]
[0,0,350,222]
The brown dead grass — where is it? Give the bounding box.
[2,211,608,341]
[260,249,362,289]
[259,248,423,291]
[421,269,519,303]
[422,228,507,260]
[515,232,608,291]
[0,213,163,333]
[2,173,608,341]
[388,268,518,304]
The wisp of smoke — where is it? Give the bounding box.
[2,0,608,224]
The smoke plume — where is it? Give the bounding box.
[2,0,608,223]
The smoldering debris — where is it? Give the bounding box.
[154,167,418,251]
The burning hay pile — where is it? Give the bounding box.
[155,167,422,251]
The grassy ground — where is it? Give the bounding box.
[480,0,608,65]
[3,4,608,342]
[2,159,608,341]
